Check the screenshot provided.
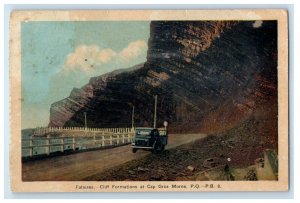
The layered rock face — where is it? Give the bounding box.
[49,21,277,135]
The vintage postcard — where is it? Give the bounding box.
[9,10,288,192]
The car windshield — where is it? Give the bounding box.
[136,129,152,136]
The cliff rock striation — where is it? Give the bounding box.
[49,21,278,137]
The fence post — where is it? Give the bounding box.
[93,133,96,147]
[110,135,113,145]
[122,134,125,144]
[61,137,64,152]
[116,134,119,145]
[29,139,33,157]
[72,135,76,151]
[46,135,50,155]
[102,136,105,147]
[128,133,131,143]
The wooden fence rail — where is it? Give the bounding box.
[33,127,134,137]
[22,129,134,158]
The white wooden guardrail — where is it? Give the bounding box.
[22,127,135,158]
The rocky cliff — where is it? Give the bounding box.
[49,21,278,136]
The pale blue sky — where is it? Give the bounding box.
[21,21,150,129]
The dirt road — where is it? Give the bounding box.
[22,133,206,181]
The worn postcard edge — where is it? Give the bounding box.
[9,9,289,192]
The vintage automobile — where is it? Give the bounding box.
[131,127,168,153]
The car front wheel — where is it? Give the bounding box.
[153,142,163,153]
